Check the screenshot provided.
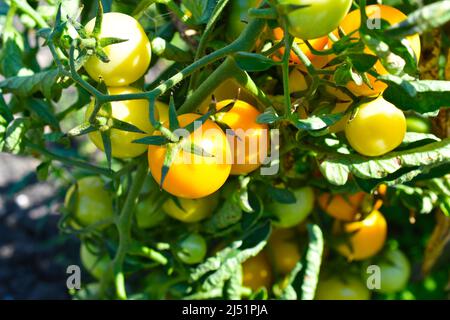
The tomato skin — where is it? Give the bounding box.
[148,113,232,199]
[65,176,113,228]
[176,233,207,265]
[315,275,371,300]
[242,251,273,291]
[277,0,352,40]
[84,12,151,87]
[85,86,158,159]
[162,193,219,223]
[80,242,110,280]
[345,97,406,157]
[268,228,301,274]
[135,197,166,229]
[226,0,262,42]
[318,192,365,221]
[269,187,315,228]
[215,99,269,175]
[334,5,421,96]
[334,210,387,261]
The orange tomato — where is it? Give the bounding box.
[318,192,365,221]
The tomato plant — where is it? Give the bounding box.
[175,233,207,265]
[315,274,371,300]
[267,228,301,274]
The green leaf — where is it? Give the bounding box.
[204,199,242,234]
[100,130,112,169]
[168,94,179,131]
[36,161,51,181]
[182,0,216,24]
[267,186,296,204]
[133,135,169,146]
[0,94,13,123]
[92,0,104,38]
[257,107,280,124]
[110,118,146,134]
[182,112,211,135]
[3,118,29,154]
[27,99,60,129]
[234,52,277,72]
[67,122,98,137]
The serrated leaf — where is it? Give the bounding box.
[204,199,242,234]
[235,52,277,72]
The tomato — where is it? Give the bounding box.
[273,28,329,69]
[175,233,207,265]
[80,242,111,279]
[289,69,308,94]
[315,275,371,300]
[368,248,411,294]
[277,0,352,40]
[226,0,262,42]
[318,192,365,221]
[268,228,301,274]
[214,99,269,175]
[334,210,387,261]
[406,116,432,134]
[269,186,315,228]
[148,113,231,199]
[242,251,273,291]
[135,197,166,229]
[328,101,352,133]
[85,86,158,159]
[84,12,152,87]
[65,176,113,228]
[156,101,169,124]
[345,97,406,157]
[334,5,421,96]
[162,193,219,223]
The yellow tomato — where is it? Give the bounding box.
[242,251,273,291]
[268,228,301,275]
[318,192,365,221]
[334,210,387,261]
[215,99,269,175]
[162,193,219,223]
[334,5,421,96]
[345,97,406,157]
[289,68,308,94]
[84,12,152,87]
[86,86,158,159]
[148,113,231,199]
[315,275,371,300]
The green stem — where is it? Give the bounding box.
[10,0,49,28]
[248,8,278,20]
[282,21,294,115]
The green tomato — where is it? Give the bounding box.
[175,233,207,265]
[269,186,315,228]
[373,248,411,294]
[65,176,114,228]
[80,242,111,280]
[226,0,262,42]
[406,116,432,134]
[315,275,371,300]
[135,196,166,229]
[276,0,352,40]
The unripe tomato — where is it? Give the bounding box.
[175,233,207,265]
[315,275,371,300]
[367,248,411,294]
[345,97,406,157]
[406,116,432,134]
[65,176,113,228]
[80,242,111,279]
[84,12,152,87]
[242,251,273,291]
[226,0,262,42]
[318,192,365,221]
[135,197,166,229]
[334,210,387,261]
[85,86,158,159]
[334,5,421,96]
[268,228,301,274]
[215,99,269,175]
[269,186,315,228]
[162,193,219,223]
[277,0,352,40]
[148,113,232,199]
[273,28,329,69]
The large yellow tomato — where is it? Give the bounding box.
[85,86,158,159]
[162,193,219,223]
[148,113,231,199]
[64,176,113,228]
[345,97,406,157]
[214,99,269,175]
[315,274,371,300]
[84,12,152,87]
[318,192,365,221]
[334,210,387,261]
[335,5,421,96]
[268,228,301,275]
[242,251,273,291]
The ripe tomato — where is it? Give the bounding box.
[242,251,273,291]
[315,275,371,300]
[269,186,315,228]
[162,193,219,223]
[65,176,113,228]
[273,28,329,69]
[369,248,411,294]
[80,242,111,279]
[334,210,387,261]
[334,5,421,96]
[84,12,152,87]
[215,99,269,175]
[175,233,207,265]
[85,86,158,159]
[318,192,365,221]
[135,197,166,229]
[268,228,301,274]
[277,0,352,40]
[406,116,432,134]
[345,97,406,157]
[226,0,262,42]
[148,113,232,199]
